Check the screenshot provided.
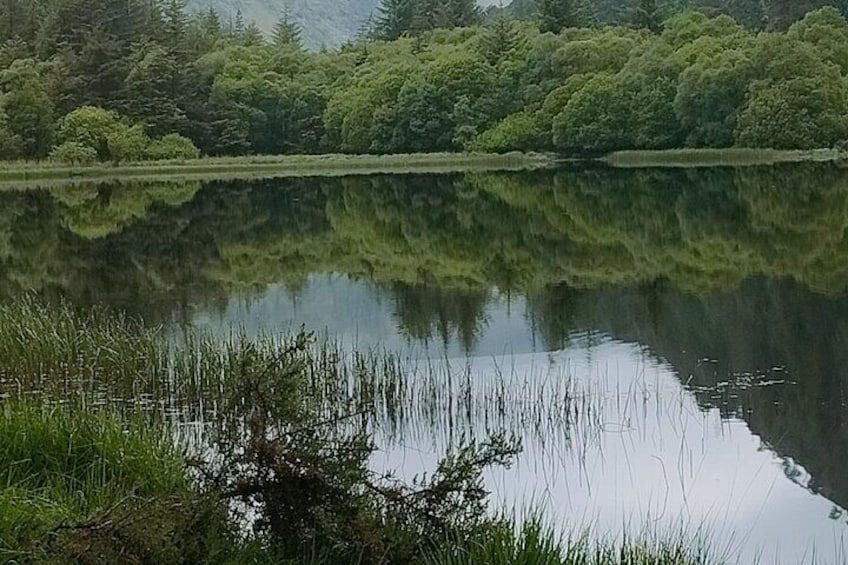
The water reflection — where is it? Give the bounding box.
[3,164,848,562]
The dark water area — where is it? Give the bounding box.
[3,163,848,562]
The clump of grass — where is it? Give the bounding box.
[0,403,222,562]
[0,296,165,392]
[0,404,187,505]
[424,517,711,565]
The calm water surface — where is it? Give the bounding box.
[2,164,848,563]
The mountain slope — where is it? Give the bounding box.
[187,0,502,49]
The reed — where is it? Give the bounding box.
[0,299,718,564]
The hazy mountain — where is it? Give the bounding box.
[186,0,504,49]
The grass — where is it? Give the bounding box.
[0,299,716,564]
[602,148,847,168]
[0,404,196,560]
[425,518,711,565]
[0,152,558,189]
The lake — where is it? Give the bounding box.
[2,163,847,563]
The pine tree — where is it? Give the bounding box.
[376,0,415,40]
[273,10,303,49]
[480,16,522,64]
[632,0,663,33]
[232,8,245,37]
[163,0,188,51]
[445,0,479,27]
[242,22,265,46]
[537,0,584,34]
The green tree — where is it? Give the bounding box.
[163,0,189,51]
[49,141,98,164]
[787,6,848,73]
[553,72,632,152]
[376,0,416,40]
[0,58,53,157]
[674,48,755,147]
[58,106,151,162]
[632,0,663,33]
[120,41,188,137]
[764,0,830,30]
[696,0,765,29]
[273,11,304,49]
[735,73,848,148]
[538,0,589,34]
[479,17,524,64]
[145,133,201,160]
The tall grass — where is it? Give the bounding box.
[0,403,191,558]
[0,298,603,449]
[424,518,711,565]
[0,299,717,564]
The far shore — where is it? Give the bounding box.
[602,148,847,168]
[0,148,845,189]
[0,152,557,189]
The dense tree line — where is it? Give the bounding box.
[2,1,848,160]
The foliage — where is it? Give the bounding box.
[0,59,53,158]
[0,404,233,564]
[145,133,202,160]
[1,3,848,159]
[49,141,99,165]
[469,111,547,152]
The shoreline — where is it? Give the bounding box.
[602,148,847,168]
[0,148,844,189]
[0,152,558,188]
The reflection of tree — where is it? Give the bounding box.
[525,283,579,351]
[50,181,201,240]
[390,283,490,354]
[524,278,848,513]
[5,162,848,329]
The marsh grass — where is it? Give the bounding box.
[0,298,602,451]
[0,403,200,560]
[0,299,717,564]
[603,148,845,168]
[0,152,557,189]
[424,518,712,565]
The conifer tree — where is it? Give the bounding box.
[376,0,415,40]
[538,0,585,34]
[163,0,189,51]
[273,10,303,49]
[632,0,663,33]
[480,16,522,64]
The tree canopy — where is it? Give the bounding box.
[0,1,847,159]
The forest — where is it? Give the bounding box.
[1,0,848,161]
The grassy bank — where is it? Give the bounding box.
[0,299,713,564]
[602,148,847,168]
[0,152,557,189]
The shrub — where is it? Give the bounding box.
[470,112,548,152]
[145,133,201,161]
[49,141,98,165]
